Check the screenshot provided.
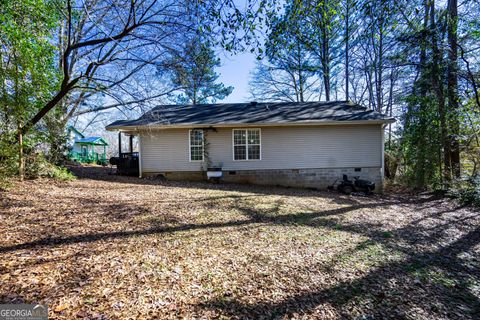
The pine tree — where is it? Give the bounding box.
[168,40,233,105]
[250,2,317,102]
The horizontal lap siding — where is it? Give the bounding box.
[140,125,382,172]
[140,129,203,172]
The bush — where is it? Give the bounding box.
[448,177,480,207]
[43,163,76,181]
[0,146,75,187]
[0,139,18,189]
[25,152,75,181]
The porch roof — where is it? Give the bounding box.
[76,137,109,146]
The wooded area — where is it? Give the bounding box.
[250,0,480,196]
[0,0,479,203]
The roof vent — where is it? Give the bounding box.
[249,101,258,106]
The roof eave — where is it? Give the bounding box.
[76,138,109,146]
[106,119,396,132]
[67,126,85,138]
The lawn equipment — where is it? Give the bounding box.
[331,174,376,195]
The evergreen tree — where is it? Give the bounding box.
[0,0,59,180]
[300,0,343,101]
[168,40,233,105]
[250,2,318,102]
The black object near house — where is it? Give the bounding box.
[109,133,139,176]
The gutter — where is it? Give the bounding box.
[106,119,396,132]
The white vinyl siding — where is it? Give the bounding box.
[140,130,203,172]
[139,125,383,172]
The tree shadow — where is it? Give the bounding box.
[192,198,480,318]
[2,171,477,318]
[68,165,447,204]
[0,218,259,254]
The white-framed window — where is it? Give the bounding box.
[233,129,261,161]
[189,129,204,161]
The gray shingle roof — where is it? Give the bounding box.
[106,101,395,130]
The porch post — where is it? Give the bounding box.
[118,132,122,156]
[129,135,133,153]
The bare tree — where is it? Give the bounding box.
[249,61,319,102]
[20,0,265,136]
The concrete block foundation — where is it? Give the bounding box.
[144,167,383,192]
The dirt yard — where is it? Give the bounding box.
[0,166,479,319]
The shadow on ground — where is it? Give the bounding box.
[1,166,478,318]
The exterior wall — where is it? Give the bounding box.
[72,143,83,154]
[144,167,383,192]
[138,124,384,190]
[68,130,84,153]
[140,125,382,171]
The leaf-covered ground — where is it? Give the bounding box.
[1,166,479,319]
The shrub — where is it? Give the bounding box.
[0,146,75,187]
[448,177,480,207]
[44,164,76,181]
[0,139,18,190]
[25,152,75,181]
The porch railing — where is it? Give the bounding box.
[68,152,108,165]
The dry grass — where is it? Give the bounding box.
[0,166,479,319]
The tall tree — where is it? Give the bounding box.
[342,0,355,101]
[250,1,318,102]
[17,0,267,135]
[301,0,342,101]
[0,0,58,180]
[167,40,233,105]
[447,0,460,178]
[400,0,442,187]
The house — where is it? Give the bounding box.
[66,126,109,165]
[106,101,395,191]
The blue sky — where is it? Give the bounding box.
[217,51,257,103]
[215,0,265,104]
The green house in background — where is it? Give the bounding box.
[67,126,109,165]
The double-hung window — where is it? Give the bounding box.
[233,129,261,160]
[189,129,204,161]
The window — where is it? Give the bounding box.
[233,129,261,160]
[189,129,204,161]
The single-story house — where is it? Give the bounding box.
[66,126,109,165]
[106,101,395,191]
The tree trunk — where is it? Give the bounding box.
[447,0,460,178]
[376,19,384,113]
[414,0,430,188]
[298,43,305,102]
[322,47,330,101]
[429,0,450,183]
[345,0,350,101]
[387,69,395,149]
[322,18,330,101]
[18,131,24,182]
[193,82,197,105]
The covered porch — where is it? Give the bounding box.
[69,137,109,165]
